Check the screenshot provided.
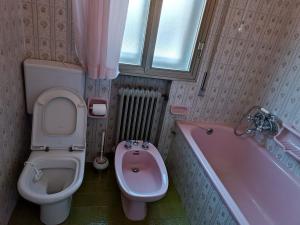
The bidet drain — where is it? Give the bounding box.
[131,168,139,173]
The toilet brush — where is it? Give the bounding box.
[93,131,109,170]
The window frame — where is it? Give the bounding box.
[119,0,217,81]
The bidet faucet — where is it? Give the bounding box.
[142,141,149,149]
[124,140,132,149]
[24,161,43,182]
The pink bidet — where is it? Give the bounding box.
[114,141,168,221]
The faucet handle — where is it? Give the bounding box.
[133,140,139,146]
[269,113,278,122]
[247,114,254,122]
[246,128,256,135]
[142,141,149,150]
[256,125,263,132]
[124,140,132,149]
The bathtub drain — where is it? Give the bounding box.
[131,168,139,173]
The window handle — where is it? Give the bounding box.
[197,42,205,58]
[198,71,208,96]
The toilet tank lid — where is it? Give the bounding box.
[24,59,83,71]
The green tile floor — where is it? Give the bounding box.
[8,163,189,225]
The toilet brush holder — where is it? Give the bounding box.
[93,131,109,171]
[93,156,109,170]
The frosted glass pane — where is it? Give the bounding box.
[120,0,150,65]
[153,0,207,71]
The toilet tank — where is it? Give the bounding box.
[24,59,85,114]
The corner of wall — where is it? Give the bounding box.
[0,0,30,224]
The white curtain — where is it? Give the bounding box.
[73,0,129,79]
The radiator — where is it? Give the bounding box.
[116,88,163,144]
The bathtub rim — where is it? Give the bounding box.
[175,120,249,225]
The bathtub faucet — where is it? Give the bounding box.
[234,106,280,136]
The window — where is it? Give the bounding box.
[120,0,216,81]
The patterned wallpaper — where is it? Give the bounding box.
[0,0,29,224]
[158,0,300,161]
[0,0,295,224]
[22,0,77,63]
[84,78,111,161]
[21,0,300,169]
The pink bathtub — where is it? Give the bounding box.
[177,121,300,225]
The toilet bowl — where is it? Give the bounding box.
[18,151,85,225]
[115,141,168,221]
[18,87,87,225]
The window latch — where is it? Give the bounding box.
[197,42,205,58]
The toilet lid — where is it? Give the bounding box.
[31,87,87,151]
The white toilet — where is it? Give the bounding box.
[18,59,87,225]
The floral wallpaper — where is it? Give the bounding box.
[0,0,294,224]
[21,0,300,169]
[84,78,111,161]
[158,0,300,163]
[0,0,29,224]
[22,0,77,63]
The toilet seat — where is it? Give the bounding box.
[31,87,87,151]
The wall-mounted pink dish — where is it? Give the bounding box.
[170,105,188,116]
